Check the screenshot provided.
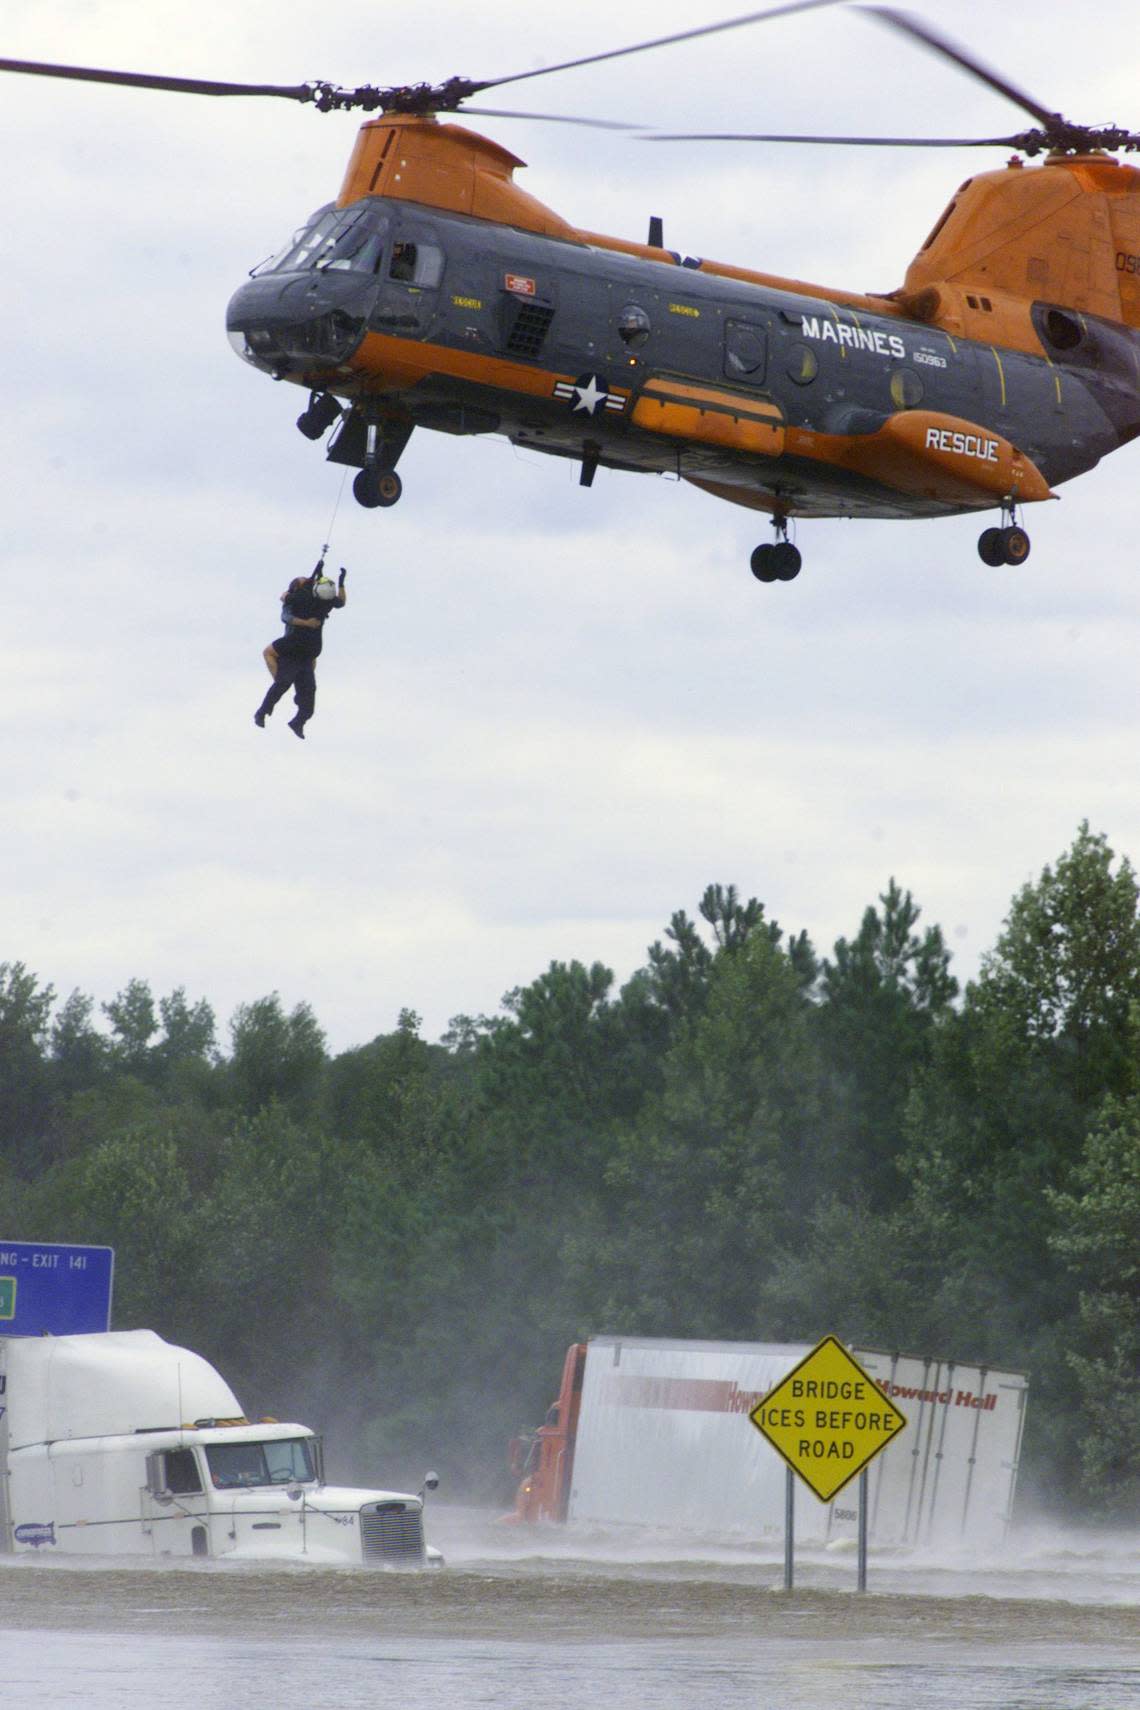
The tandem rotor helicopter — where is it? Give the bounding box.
[4,2,1140,582]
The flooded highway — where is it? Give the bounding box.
[1,1509,1136,1709]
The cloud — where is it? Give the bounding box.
[3,0,1139,1050]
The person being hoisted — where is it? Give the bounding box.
[254,559,346,740]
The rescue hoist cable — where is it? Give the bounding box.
[320,465,350,562]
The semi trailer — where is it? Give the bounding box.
[508,1336,1028,1549]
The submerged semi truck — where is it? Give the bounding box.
[508,1336,1028,1549]
[0,1329,441,1566]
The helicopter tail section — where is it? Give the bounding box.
[898,155,1140,346]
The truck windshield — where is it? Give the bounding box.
[205,1438,317,1489]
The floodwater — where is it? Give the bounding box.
[1,1508,1136,1709]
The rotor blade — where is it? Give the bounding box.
[0,55,315,101]
[645,129,1030,146]
[859,8,1061,131]
[474,0,848,94]
[460,106,642,131]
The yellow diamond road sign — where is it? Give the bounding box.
[748,1335,908,1502]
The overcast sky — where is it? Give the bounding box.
[4,0,1139,1053]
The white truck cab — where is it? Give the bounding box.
[0,1329,441,1567]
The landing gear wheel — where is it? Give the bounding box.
[1001,524,1030,564]
[772,542,802,581]
[752,511,801,583]
[751,543,779,583]
[978,527,1006,566]
[354,467,402,509]
[374,469,402,508]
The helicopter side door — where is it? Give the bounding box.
[368,221,447,338]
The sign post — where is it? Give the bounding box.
[749,1334,907,1592]
[0,1241,114,1335]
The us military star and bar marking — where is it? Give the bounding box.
[748,1335,907,1502]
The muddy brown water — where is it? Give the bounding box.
[1,1509,1136,1708]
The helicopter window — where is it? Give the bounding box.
[313,210,389,274]
[617,304,651,349]
[890,368,924,409]
[389,242,444,288]
[251,206,337,276]
[786,343,818,385]
[724,321,767,379]
[276,211,345,273]
[252,208,388,277]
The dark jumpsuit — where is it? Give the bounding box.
[257,578,340,730]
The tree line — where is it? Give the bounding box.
[2,821,1137,1518]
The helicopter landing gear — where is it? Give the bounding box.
[978,503,1031,566]
[751,516,801,583]
[353,467,402,508]
[352,416,409,508]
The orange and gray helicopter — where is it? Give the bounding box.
[4,2,1140,581]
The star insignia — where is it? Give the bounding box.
[552,374,627,417]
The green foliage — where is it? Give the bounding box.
[564,925,823,1340]
[50,990,110,1098]
[3,830,1138,1518]
[818,879,958,1207]
[974,822,1140,1104]
[0,961,55,1171]
[103,978,160,1071]
[66,1127,197,1324]
[1047,1093,1140,1511]
[228,994,326,1119]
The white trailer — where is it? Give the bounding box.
[0,1329,441,1566]
[510,1336,1028,1548]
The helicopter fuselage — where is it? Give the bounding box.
[227,187,1140,527]
[7,14,1140,569]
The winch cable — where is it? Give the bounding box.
[319,464,350,565]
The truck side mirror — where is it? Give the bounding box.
[144,1451,173,1505]
[420,1471,439,1497]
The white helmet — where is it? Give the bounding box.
[313,577,337,602]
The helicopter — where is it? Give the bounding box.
[3,2,1139,584]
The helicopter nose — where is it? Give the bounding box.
[226,272,374,375]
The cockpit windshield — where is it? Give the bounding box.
[252,206,389,277]
[205,1437,318,1489]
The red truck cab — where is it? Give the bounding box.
[505,1342,586,1523]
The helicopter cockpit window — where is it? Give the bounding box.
[252,207,389,277]
[312,209,389,274]
[389,241,444,288]
[251,206,335,276]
